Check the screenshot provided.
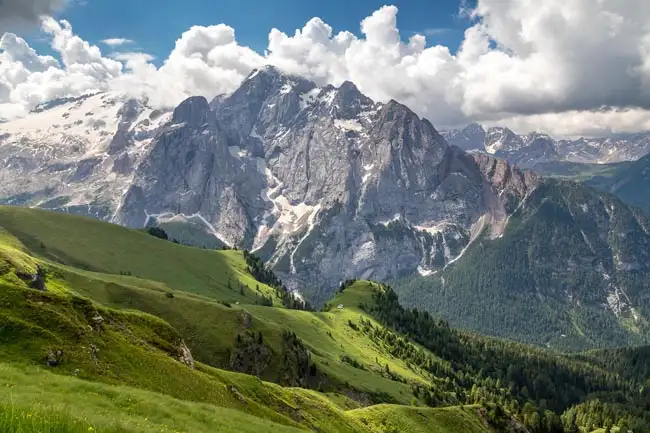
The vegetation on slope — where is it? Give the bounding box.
[359,282,650,432]
[0,206,281,306]
[1,206,650,433]
[395,179,650,352]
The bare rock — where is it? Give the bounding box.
[177,340,195,369]
[45,349,64,367]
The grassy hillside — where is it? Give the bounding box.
[0,206,280,306]
[0,207,495,433]
[348,405,492,433]
[1,205,649,432]
[0,364,305,433]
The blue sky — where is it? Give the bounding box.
[30,0,472,64]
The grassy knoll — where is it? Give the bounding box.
[0,208,444,406]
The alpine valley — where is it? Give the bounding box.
[2,66,650,354]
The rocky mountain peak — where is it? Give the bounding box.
[239,66,316,100]
[463,123,485,134]
[331,81,374,119]
[375,99,443,148]
[172,96,211,126]
[442,123,486,151]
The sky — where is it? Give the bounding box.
[2,0,650,137]
[47,0,470,62]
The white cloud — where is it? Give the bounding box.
[110,52,155,63]
[101,38,135,47]
[1,2,650,136]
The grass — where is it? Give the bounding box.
[0,364,496,433]
[0,232,419,429]
[347,404,491,433]
[0,209,442,405]
[55,264,432,404]
[243,281,437,404]
[0,403,98,433]
[0,364,306,433]
[0,206,513,433]
[0,206,281,306]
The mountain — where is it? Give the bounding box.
[442,124,650,167]
[583,152,650,213]
[2,67,650,351]
[0,206,648,432]
[394,178,650,351]
[0,66,537,304]
[0,92,172,220]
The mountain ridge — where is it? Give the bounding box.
[442,123,650,167]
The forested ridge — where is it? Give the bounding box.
[355,283,650,432]
[395,180,650,352]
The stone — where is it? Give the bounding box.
[176,340,195,369]
[46,349,64,367]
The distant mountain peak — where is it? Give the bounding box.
[443,122,650,167]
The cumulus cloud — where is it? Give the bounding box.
[101,38,134,47]
[0,0,66,31]
[0,17,121,118]
[2,1,650,136]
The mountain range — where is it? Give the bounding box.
[442,123,650,167]
[1,66,650,350]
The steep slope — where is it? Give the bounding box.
[395,179,650,351]
[584,152,650,213]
